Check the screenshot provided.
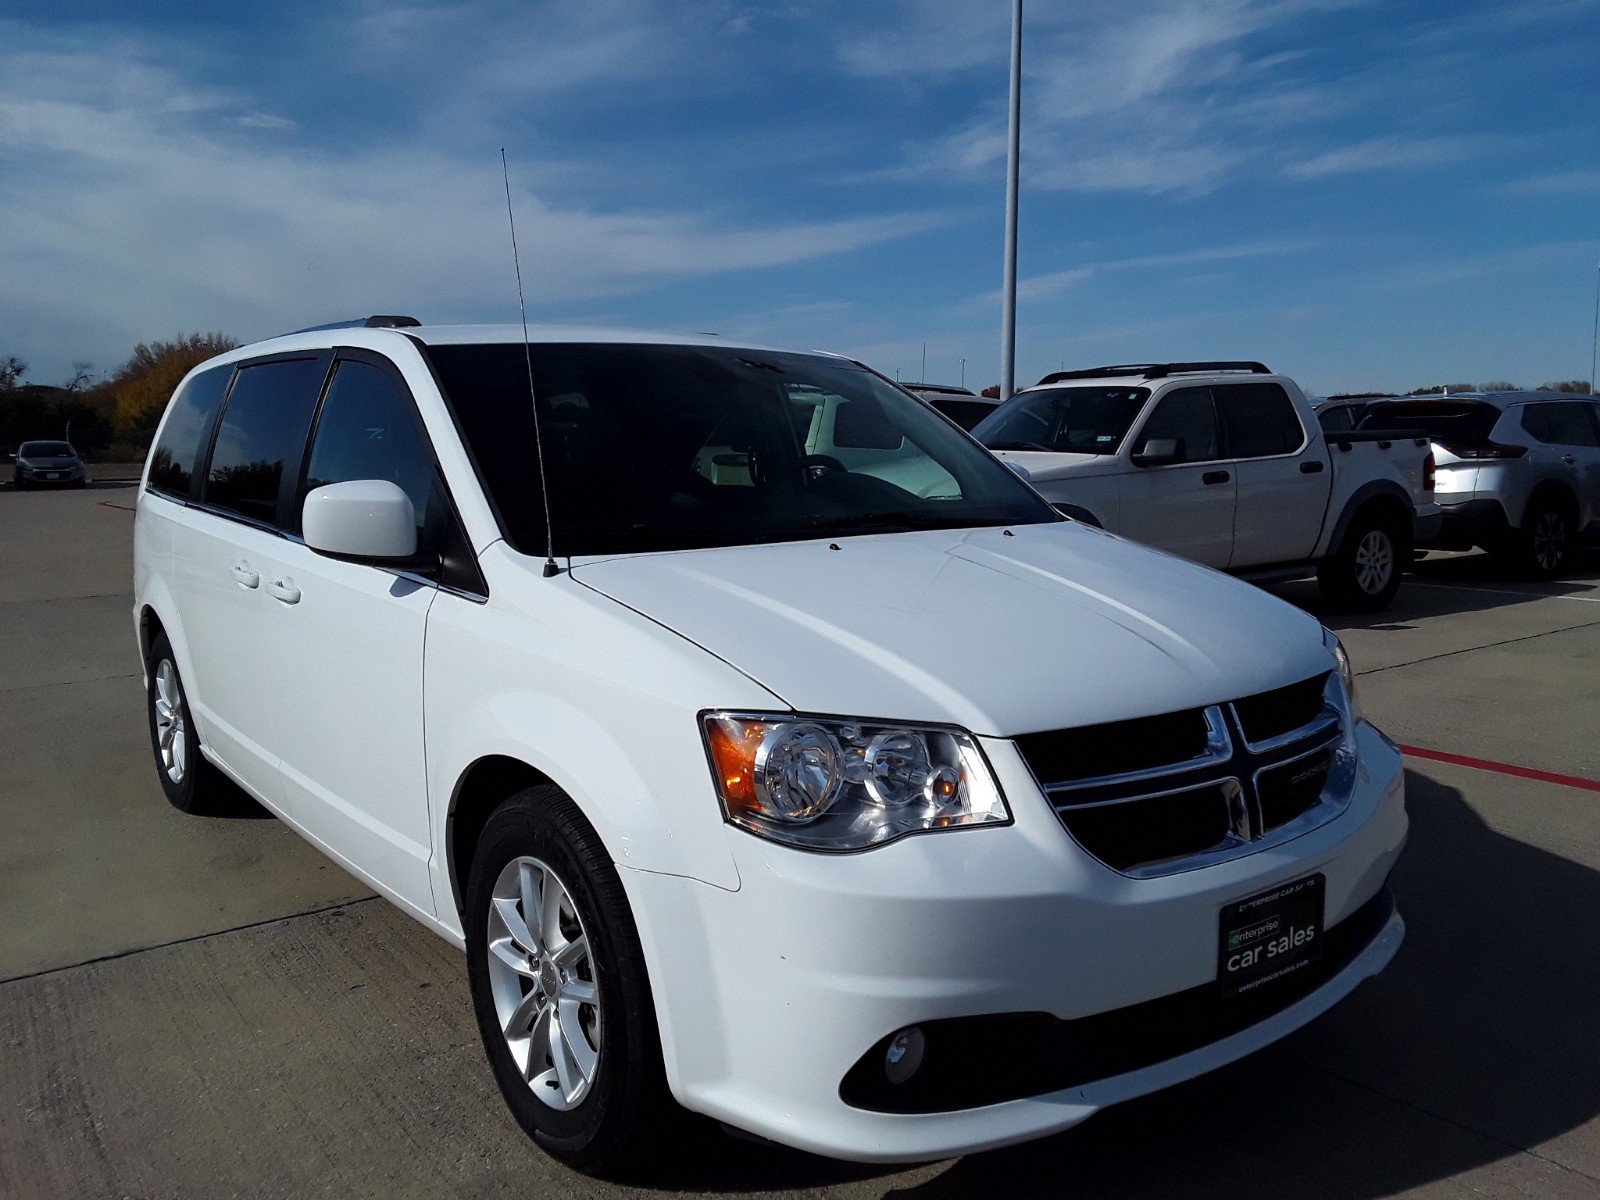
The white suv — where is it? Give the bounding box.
[1360,392,1600,576]
[134,320,1407,1172]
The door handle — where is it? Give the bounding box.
[266,578,301,605]
[1562,454,1577,464]
[1202,470,1231,485]
[1300,460,1325,474]
[230,561,260,589]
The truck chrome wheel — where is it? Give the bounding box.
[1354,529,1395,595]
[486,855,602,1111]
[153,658,189,785]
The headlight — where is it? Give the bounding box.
[1323,628,1362,723]
[702,712,1010,851]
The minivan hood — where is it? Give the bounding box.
[574,523,1328,736]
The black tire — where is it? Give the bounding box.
[1514,494,1574,579]
[1318,509,1407,612]
[145,632,229,814]
[464,786,677,1176]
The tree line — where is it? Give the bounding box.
[0,334,236,460]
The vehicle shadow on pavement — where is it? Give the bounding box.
[863,770,1600,1199]
[1276,548,1600,626]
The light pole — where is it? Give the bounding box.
[999,0,1022,400]
[959,357,967,389]
[1590,262,1598,395]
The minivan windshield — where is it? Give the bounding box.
[973,387,1149,454]
[21,441,74,457]
[423,343,1058,557]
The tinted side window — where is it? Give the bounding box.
[148,365,232,497]
[1218,382,1304,457]
[1138,387,1219,462]
[204,358,327,526]
[1546,403,1600,447]
[303,360,446,548]
[1521,405,1552,442]
[1317,406,1354,434]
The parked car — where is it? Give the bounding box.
[12,439,86,488]
[1313,395,1393,434]
[134,321,1406,1172]
[901,382,1001,431]
[974,362,1438,610]
[1358,391,1600,576]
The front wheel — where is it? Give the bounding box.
[1318,514,1406,612]
[464,786,678,1176]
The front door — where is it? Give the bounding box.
[1118,385,1236,567]
[267,353,452,919]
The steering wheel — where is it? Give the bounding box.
[803,454,848,483]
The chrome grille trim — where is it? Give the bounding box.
[1042,707,1232,798]
[1024,674,1354,877]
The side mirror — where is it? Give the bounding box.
[1131,437,1183,467]
[1004,460,1032,481]
[303,480,417,562]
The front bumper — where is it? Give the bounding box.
[623,721,1408,1162]
[16,465,85,485]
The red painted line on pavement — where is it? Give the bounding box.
[98,501,136,513]
[1400,744,1600,794]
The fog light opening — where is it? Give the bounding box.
[884,1026,927,1086]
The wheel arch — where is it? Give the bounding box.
[1520,478,1578,530]
[1325,482,1412,558]
[445,754,559,918]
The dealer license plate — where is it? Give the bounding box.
[1218,872,1324,999]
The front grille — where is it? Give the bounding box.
[1234,672,1329,745]
[1019,673,1344,875]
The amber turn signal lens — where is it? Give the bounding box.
[705,717,770,816]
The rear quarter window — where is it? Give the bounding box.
[148,364,234,498]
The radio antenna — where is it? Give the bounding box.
[501,148,561,578]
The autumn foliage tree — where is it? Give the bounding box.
[113,333,237,439]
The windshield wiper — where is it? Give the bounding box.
[983,440,1053,452]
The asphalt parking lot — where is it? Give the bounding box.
[2,480,1597,1199]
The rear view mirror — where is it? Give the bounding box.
[1131,437,1183,467]
[303,480,417,562]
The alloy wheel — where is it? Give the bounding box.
[1354,529,1395,595]
[1533,511,1567,572]
[486,856,602,1111]
[153,659,189,784]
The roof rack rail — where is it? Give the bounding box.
[1035,360,1271,386]
[283,314,422,335]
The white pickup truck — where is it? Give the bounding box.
[973,362,1439,611]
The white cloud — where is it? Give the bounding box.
[1282,134,1485,179]
[0,29,946,376]
[968,240,1316,307]
[237,112,296,131]
[1504,170,1600,195]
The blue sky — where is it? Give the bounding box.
[2,0,1596,395]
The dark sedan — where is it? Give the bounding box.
[12,440,86,488]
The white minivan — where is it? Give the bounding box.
[134,320,1407,1173]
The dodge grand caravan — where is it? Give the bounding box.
[133,318,1407,1172]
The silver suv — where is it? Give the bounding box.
[1361,392,1600,576]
